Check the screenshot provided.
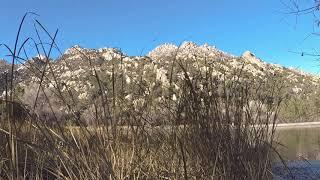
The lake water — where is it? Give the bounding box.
[273,127,320,179]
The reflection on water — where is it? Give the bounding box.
[273,127,320,179]
[276,127,320,161]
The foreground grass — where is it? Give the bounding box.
[0,72,282,179]
[0,67,282,179]
[0,121,278,179]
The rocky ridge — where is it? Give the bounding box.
[0,41,319,123]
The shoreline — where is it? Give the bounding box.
[275,121,320,129]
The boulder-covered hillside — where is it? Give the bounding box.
[1,42,319,124]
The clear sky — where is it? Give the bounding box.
[1,0,320,74]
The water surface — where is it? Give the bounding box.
[273,126,320,179]
[276,127,320,161]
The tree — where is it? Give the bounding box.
[284,0,320,56]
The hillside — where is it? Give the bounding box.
[1,42,319,124]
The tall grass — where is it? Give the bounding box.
[0,14,283,179]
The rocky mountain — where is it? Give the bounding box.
[1,41,319,124]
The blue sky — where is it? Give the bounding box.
[1,0,320,73]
